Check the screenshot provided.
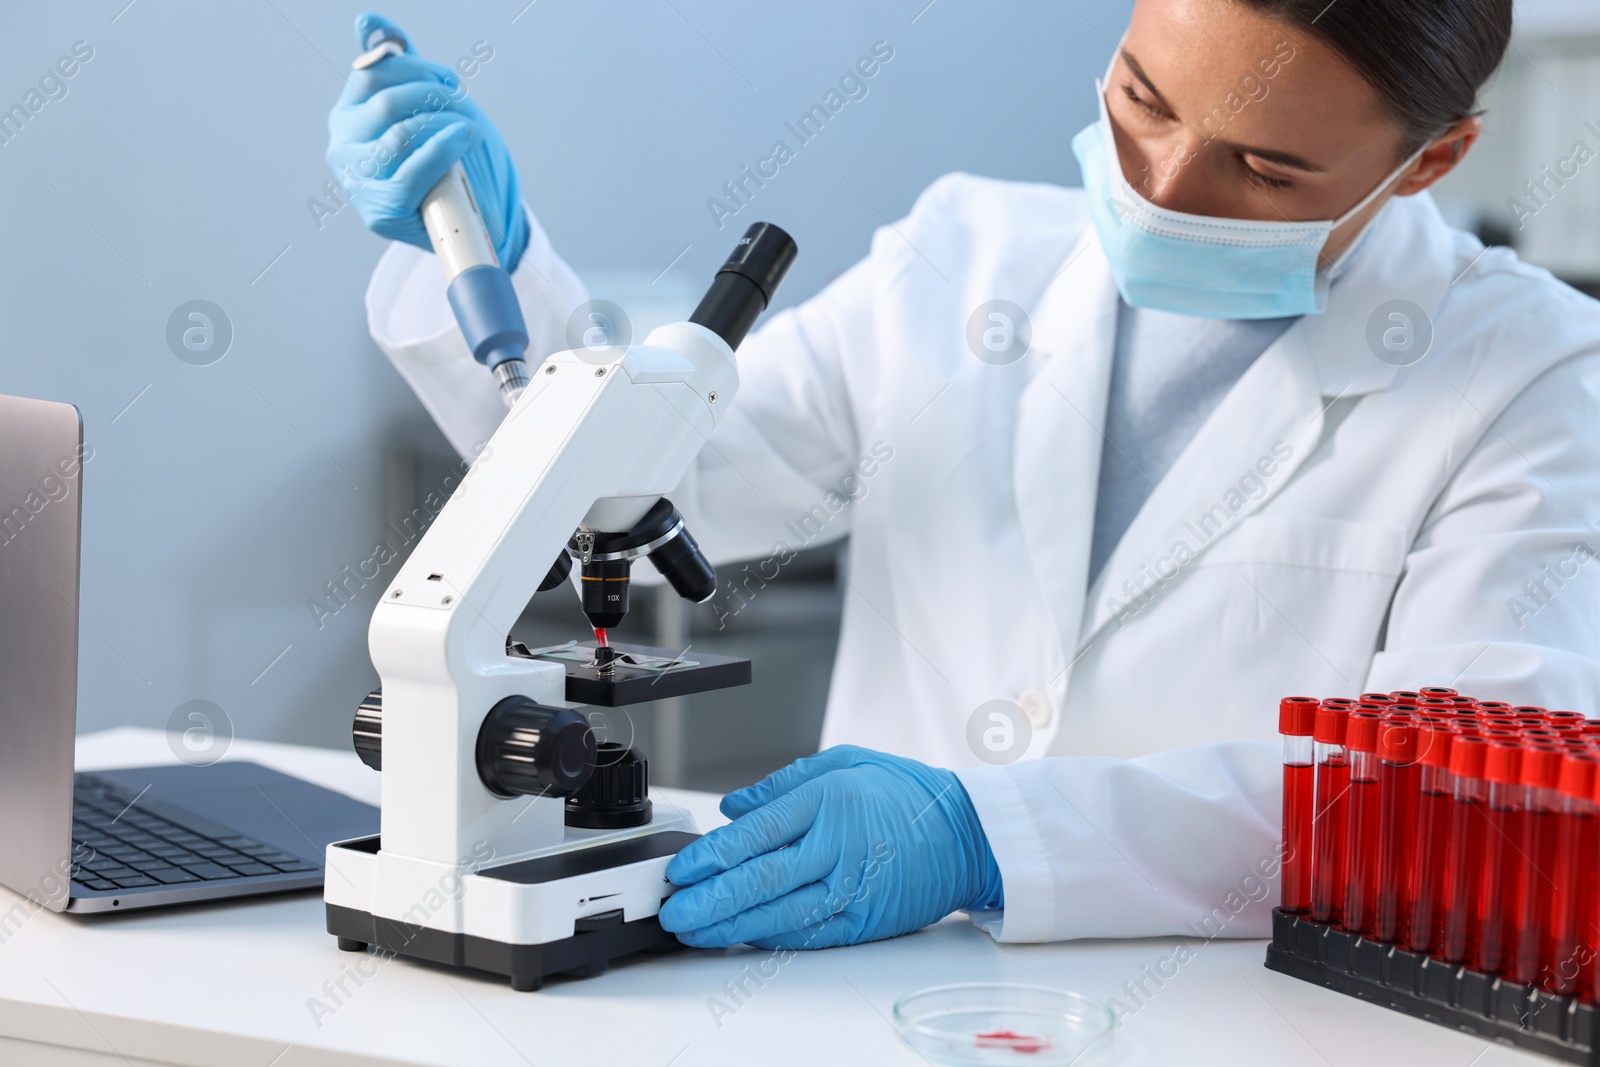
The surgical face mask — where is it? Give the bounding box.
[1071,79,1426,319]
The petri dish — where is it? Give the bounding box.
[893,983,1115,1065]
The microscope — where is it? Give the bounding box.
[324,222,797,991]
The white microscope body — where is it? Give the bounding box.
[325,224,797,990]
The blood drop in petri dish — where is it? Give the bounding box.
[974,1030,1052,1055]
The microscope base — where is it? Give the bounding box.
[325,900,684,992]
[323,826,699,992]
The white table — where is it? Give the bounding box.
[0,728,1550,1066]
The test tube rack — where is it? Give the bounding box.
[1267,908,1599,1064]
[1267,689,1600,1064]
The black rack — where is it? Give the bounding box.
[1266,908,1598,1064]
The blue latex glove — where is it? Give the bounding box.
[326,12,528,272]
[659,746,1004,950]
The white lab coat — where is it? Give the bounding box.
[365,173,1600,944]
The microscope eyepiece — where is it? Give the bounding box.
[689,222,798,351]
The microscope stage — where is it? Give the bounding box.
[509,640,751,706]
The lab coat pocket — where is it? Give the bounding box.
[1193,515,1407,682]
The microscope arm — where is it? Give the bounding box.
[369,323,736,863]
[368,224,796,869]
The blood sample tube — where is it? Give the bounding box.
[1342,712,1384,936]
[1475,741,1524,975]
[1511,746,1564,985]
[1590,766,1600,1002]
[1477,701,1513,715]
[1279,697,1319,914]
[1375,718,1421,943]
[1390,690,1423,705]
[1417,697,1457,716]
[1549,711,1587,726]
[1407,725,1456,955]
[1420,686,1459,699]
[1441,736,1489,964]
[1312,702,1351,925]
[1549,751,1600,998]
[1360,693,1399,706]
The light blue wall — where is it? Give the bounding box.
[0,1,1126,748]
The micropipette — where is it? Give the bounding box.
[352,30,531,405]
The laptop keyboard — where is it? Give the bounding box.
[70,774,318,891]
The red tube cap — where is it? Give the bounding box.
[1560,754,1597,801]
[1449,735,1488,780]
[1379,720,1419,764]
[1485,741,1523,785]
[1521,746,1563,789]
[1314,704,1349,745]
[1359,693,1398,705]
[1346,712,1383,754]
[1476,702,1512,714]
[1420,686,1459,698]
[1322,697,1359,709]
[1279,696,1319,736]
[1389,690,1422,706]
[1513,706,1548,717]
[1548,711,1586,723]
[1418,726,1455,769]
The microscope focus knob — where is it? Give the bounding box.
[353,688,384,771]
[565,742,652,829]
[476,697,597,798]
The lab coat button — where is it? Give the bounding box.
[1018,689,1054,728]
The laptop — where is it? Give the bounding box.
[0,393,378,913]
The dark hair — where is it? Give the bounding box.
[1236,0,1513,155]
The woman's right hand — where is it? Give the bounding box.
[325,12,528,272]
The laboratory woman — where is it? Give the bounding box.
[330,0,1600,950]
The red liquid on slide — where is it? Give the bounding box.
[1312,756,1349,924]
[1407,788,1453,954]
[1343,777,1382,936]
[1281,763,1314,913]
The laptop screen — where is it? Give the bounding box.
[0,393,86,912]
